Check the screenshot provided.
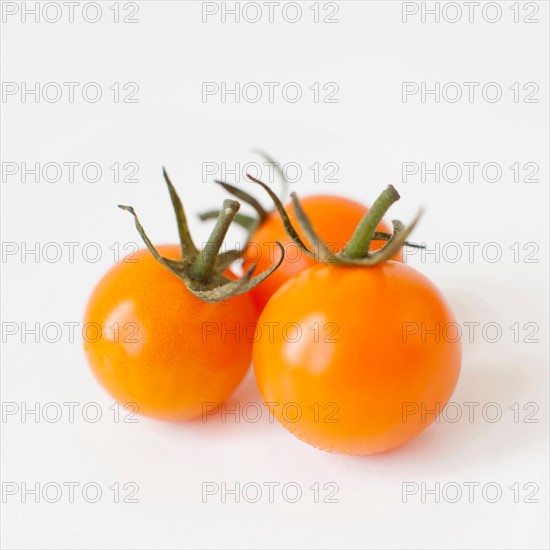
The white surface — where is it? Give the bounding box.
[1,1,549,549]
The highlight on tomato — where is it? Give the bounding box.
[83,169,284,421]
[251,181,461,455]
[200,152,403,310]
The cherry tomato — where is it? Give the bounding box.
[83,245,258,420]
[253,261,461,455]
[243,195,401,310]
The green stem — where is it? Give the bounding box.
[199,209,258,232]
[163,168,198,257]
[251,150,289,202]
[343,185,400,259]
[190,199,240,282]
[214,180,269,224]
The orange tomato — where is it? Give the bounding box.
[243,195,401,310]
[253,261,461,455]
[83,245,257,420]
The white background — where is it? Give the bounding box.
[1,1,549,548]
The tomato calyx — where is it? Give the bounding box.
[118,168,285,303]
[198,150,289,241]
[246,174,424,266]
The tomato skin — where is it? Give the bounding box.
[253,261,461,455]
[243,195,401,311]
[83,245,257,420]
